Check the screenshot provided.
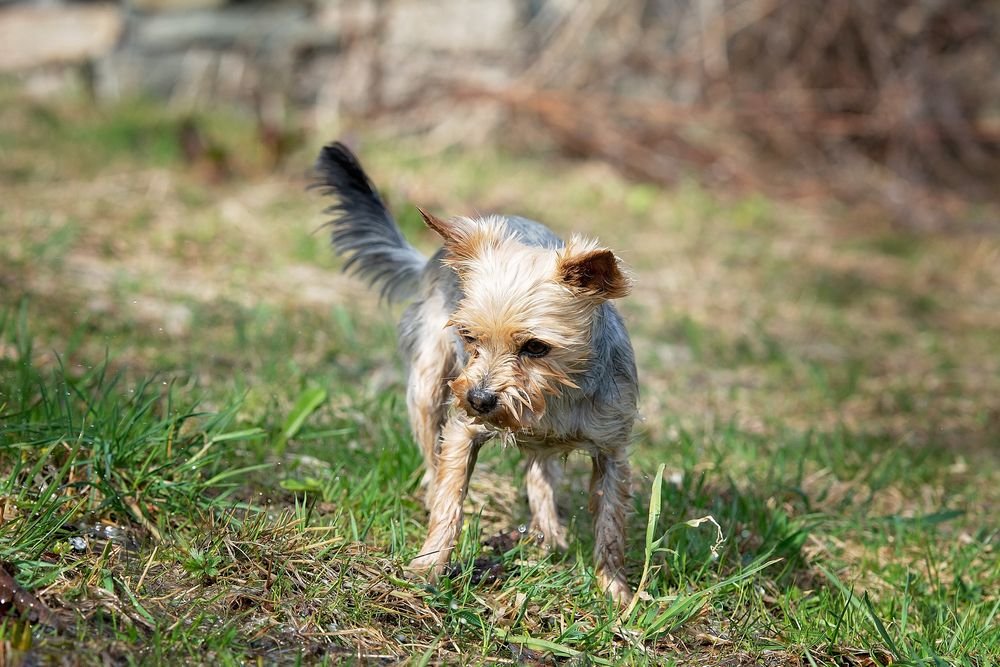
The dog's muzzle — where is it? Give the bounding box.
[466,387,499,415]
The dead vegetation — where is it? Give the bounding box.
[383,1,1000,232]
[0,78,997,663]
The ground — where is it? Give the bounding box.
[0,87,997,665]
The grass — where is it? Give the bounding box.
[0,86,998,665]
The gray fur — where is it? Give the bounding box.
[404,238,638,433]
[503,216,565,250]
[315,143,638,600]
[312,143,635,412]
[313,142,426,302]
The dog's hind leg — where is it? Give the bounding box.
[589,448,633,603]
[526,455,568,550]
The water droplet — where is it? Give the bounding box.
[517,524,527,534]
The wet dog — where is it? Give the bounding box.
[314,142,638,601]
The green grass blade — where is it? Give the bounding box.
[621,462,665,620]
[277,386,327,449]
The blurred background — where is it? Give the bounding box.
[3,0,998,442]
[2,0,998,228]
[1,2,998,661]
[2,0,998,454]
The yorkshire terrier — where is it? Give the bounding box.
[314,142,638,602]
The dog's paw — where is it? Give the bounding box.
[406,553,444,579]
[600,574,633,606]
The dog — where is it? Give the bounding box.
[313,142,638,602]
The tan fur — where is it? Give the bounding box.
[405,291,459,503]
[319,144,636,601]
[558,239,633,300]
[408,416,487,570]
[405,214,637,604]
[435,218,614,430]
[526,455,568,550]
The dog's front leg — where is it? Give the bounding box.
[589,448,633,603]
[408,416,486,575]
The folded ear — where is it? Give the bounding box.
[558,248,631,299]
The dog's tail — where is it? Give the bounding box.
[313,142,427,303]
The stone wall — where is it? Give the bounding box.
[1,0,549,122]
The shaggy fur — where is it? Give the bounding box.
[314,142,639,602]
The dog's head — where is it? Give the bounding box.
[419,210,631,432]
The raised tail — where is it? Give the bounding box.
[313,142,426,302]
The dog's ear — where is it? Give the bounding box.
[558,247,631,299]
[417,207,469,243]
[417,207,485,264]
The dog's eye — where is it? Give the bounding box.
[520,339,551,358]
[460,332,476,345]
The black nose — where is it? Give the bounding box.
[466,387,498,415]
